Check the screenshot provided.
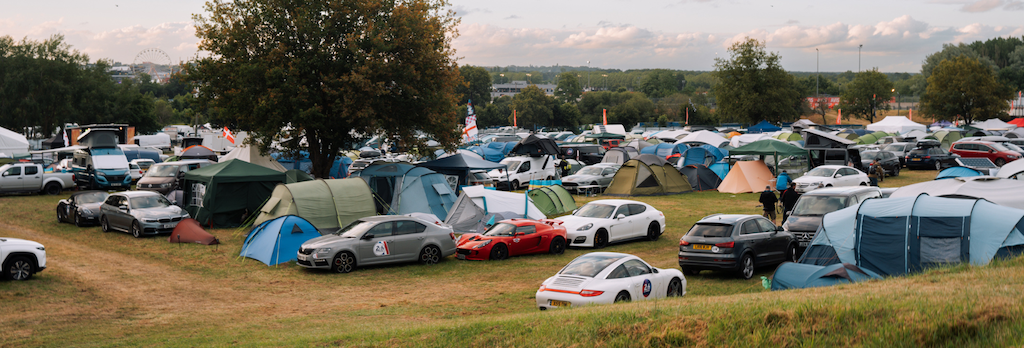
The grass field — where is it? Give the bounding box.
[1,168,1022,347]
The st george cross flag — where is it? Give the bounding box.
[462,100,478,142]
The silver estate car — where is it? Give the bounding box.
[297,215,457,273]
[99,191,191,238]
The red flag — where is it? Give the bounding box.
[513,110,517,127]
[602,109,607,125]
[685,108,689,125]
[223,127,235,144]
[909,108,913,121]
[837,109,842,125]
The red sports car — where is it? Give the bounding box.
[456,219,568,260]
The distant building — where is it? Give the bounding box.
[490,81,557,100]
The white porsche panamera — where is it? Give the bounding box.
[555,199,665,248]
[536,252,685,310]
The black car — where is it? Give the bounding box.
[860,150,902,176]
[56,190,110,227]
[678,214,796,279]
[906,142,959,170]
[559,144,606,165]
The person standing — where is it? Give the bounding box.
[780,182,801,223]
[558,157,571,177]
[868,159,880,186]
[775,170,791,192]
[759,185,778,223]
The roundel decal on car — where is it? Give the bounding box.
[373,240,390,256]
[642,279,652,297]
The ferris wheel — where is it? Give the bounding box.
[132,48,172,81]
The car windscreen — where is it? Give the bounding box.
[503,160,521,172]
[883,144,904,152]
[559,254,623,277]
[146,165,179,177]
[573,203,615,218]
[804,167,837,177]
[136,161,154,169]
[129,195,172,209]
[792,196,850,216]
[686,223,733,237]
[77,192,109,204]
[337,220,376,237]
[861,151,883,160]
[1004,143,1024,152]
[483,223,517,237]
[575,167,603,176]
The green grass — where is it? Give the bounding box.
[2,168,1022,347]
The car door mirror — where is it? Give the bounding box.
[776,226,784,231]
[616,214,626,220]
[361,234,374,240]
[652,268,659,274]
[515,232,525,237]
[118,205,128,213]
[834,174,843,178]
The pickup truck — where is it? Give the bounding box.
[0,163,75,195]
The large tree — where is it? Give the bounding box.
[554,72,582,103]
[457,65,491,106]
[639,69,681,98]
[508,85,555,130]
[921,55,1012,125]
[838,69,893,123]
[186,0,463,177]
[713,38,802,124]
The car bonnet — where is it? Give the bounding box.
[301,234,353,249]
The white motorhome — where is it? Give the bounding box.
[487,155,559,190]
[133,133,171,150]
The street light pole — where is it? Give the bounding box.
[586,61,591,92]
[602,74,608,91]
[858,44,863,72]
[893,88,899,116]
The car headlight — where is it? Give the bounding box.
[81,208,92,215]
[577,223,593,231]
[813,182,824,188]
[312,248,331,259]
[160,183,172,188]
[36,246,45,251]
[97,172,106,177]
[145,219,158,223]
[473,240,493,249]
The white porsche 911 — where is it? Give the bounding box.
[555,199,665,248]
[536,252,685,310]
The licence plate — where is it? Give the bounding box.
[911,158,921,161]
[799,242,809,247]
[161,224,173,229]
[456,254,466,260]
[549,300,571,307]
[692,244,712,250]
[111,183,121,187]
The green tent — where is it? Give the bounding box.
[856,131,890,145]
[183,159,287,228]
[605,154,692,196]
[527,185,577,217]
[729,140,807,158]
[252,178,375,233]
[586,132,627,139]
[284,169,314,183]
[774,132,803,141]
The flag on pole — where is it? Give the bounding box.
[62,129,69,147]
[223,127,235,144]
[685,107,689,125]
[513,110,517,127]
[462,100,478,142]
[602,109,607,125]
[837,109,842,125]
[909,108,913,121]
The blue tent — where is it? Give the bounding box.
[354,163,457,218]
[467,145,504,162]
[241,215,321,266]
[747,120,781,134]
[772,195,1024,290]
[329,156,353,179]
[698,144,727,162]
[679,147,716,167]
[771,262,881,290]
[274,152,351,178]
[708,162,730,180]
[486,141,516,155]
[640,143,677,158]
[936,166,984,180]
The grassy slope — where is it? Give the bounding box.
[1,169,1022,347]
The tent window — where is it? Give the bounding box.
[635,165,658,188]
[432,182,453,196]
[190,183,206,207]
[920,237,961,265]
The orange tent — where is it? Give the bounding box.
[726,131,742,139]
[717,160,775,194]
[168,218,220,245]
[1009,118,1024,127]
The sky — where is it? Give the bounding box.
[2,0,1022,73]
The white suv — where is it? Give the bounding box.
[2,238,47,281]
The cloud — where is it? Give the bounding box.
[504,15,521,20]
[451,5,489,16]
[951,0,1024,11]
[4,19,200,63]
[961,0,1004,11]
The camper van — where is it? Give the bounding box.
[71,148,132,190]
[487,155,559,190]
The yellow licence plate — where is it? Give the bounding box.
[693,244,712,250]
[549,300,571,307]
[911,158,921,161]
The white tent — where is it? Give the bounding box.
[889,176,1024,210]
[219,143,287,172]
[653,130,690,140]
[0,126,30,155]
[866,116,927,134]
[996,159,1024,179]
[443,185,544,234]
[675,130,729,147]
[971,118,1017,131]
[900,129,929,140]
[729,133,773,148]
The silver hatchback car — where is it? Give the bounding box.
[297,215,457,273]
[99,191,191,238]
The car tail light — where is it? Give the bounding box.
[579,289,604,297]
[924,156,931,159]
[679,240,689,246]
[715,241,735,248]
[450,232,456,241]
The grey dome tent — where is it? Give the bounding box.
[444,186,545,234]
[678,164,722,191]
[353,162,457,218]
[771,195,1024,290]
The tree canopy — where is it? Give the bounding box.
[838,69,893,123]
[921,55,1012,125]
[186,0,463,178]
[713,38,802,124]
[555,72,582,103]
[457,65,491,106]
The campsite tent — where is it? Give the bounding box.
[180,145,219,162]
[771,262,881,291]
[355,162,457,218]
[168,218,220,245]
[935,167,984,180]
[510,134,561,156]
[219,143,286,172]
[996,158,1024,179]
[253,178,377,232]
[890,176,1024,210]
[466,145,504,162]
[640,143,678,158]
[729,140,807,158]
[527,185,577,217]
[1010,118,1024,127]
[621,139,653,151]
[284,169,314,183]
[929,130,963,151]
[854,131,890,145]
[676,130,729,148]
[972,118,1017,131]
[775,195,1024,289]
[678,164,722,191]
[183,159,287,227]
[774,132,803,142]
[241,215,321,266]
[444,186,545,234]
[747,120,781,134]
[729,133,773,148]
[0,126,30,155]
[604,154,692,196]
[417,153,505,188]
[866,116,927,134]
[717,160,775,194]
[601,147,637,165]
[677,147,717,167]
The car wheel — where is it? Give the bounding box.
[682,267,700,276]
[738,254,755,280]
[548,236,566,255]
[787,244,798,262]
[667,278,683,297]
[511,180,520,191]
[996,158,1006,167]
[594,229,609,248]
[5,256,34,281]
[489,243,509,260]
[44,182,61,195]
[100,215,110,232]
[56,205,65,223]
[331,252,356,273]
[825,184,833,187]
[131,221,143,238]
[419,245,442,265]
[614,291,631,303]
[935,161,942,171]
[74,211,85,227]
[893,166,900,177]
[646,222,661,241]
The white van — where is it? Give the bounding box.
[487,155,559,190]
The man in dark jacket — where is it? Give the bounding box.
[759,185,778,223]
[780,181,801,223]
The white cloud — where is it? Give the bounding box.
[961,0,1005,12]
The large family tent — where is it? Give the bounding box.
[770,262,881,291]
[855,131,890,145]
[0,126,30,155]
[935,166,984,180]
[774,132,803,142]
[772,195,1024,290]
[510,134,561,156]
[729,133,773,148]
[486,141,517,155]
[253,178,376,232]
[355,162,457,218]
[640,142,678,158]
[678,164,722,191]
[676,130,729,148]
[621,139,654,151]
[527,185,577,217]
[417,153,506,189]
[718,160,774,194]
[183,159,287,227]
[929,130,962,150]
[866,116,927,134]
[284,169,314,183]
[444,186,545,234]
[241,215,321,266]
[168,218,220,245]
[972,118,1017,131]
[466,145,504,162]
[747,120,781,134]
[604,154,692,196]
[219,143,287,172]
[889,176,1024,210]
